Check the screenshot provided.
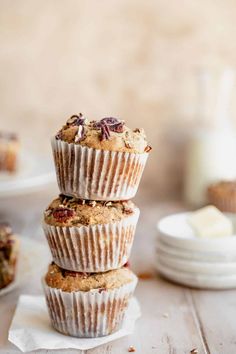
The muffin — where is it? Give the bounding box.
[0,132,19,172]
[43,194,140,272]
[52,114,151,200]
[0,222,19,289]
[43,262,137,337]
[208,181,236,212]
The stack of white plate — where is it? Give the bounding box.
[156,212,236,289]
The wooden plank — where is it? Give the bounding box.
[88,277,206,354]
[191,289,236,354]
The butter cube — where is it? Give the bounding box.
[188,205,233,238]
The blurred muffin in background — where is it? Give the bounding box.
[0,222,19,289]
[208,181,236,212]
[0,132,19,173]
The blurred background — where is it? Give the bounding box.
[1,0,236,199]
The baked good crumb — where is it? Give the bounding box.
[44,194,137,227]
[45,262,136,292]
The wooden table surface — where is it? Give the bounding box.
[0,190,236,354]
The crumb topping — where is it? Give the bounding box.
[45,262,136,292]
[55,114,151,154]
[44,194,138,226]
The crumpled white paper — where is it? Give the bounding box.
[8,295,141,352]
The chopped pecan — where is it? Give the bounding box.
[74,125,85,143]
[104,201,112,207]
[125,140,133,149]
[67,113,85,126]
[88,200,96,207]
[101,122,110,140]
[123,206,134,214]
[93,117,124,140]
[144,145,152,153]
[55,130,62,140]
[98,288,107,293]
[52,207,75,222]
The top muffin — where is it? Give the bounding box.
[55,114,151,154]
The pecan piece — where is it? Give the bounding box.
[144,145,152,153]
[88,200,96,207]
[101,122,110,140]
[67,113,85,126]
[74,125,85,143]
[55,130,62,140]
[52,207,75,223]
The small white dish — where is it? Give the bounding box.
[157,212,236,252]
[156,259,236,289]
[0,237,50,297]
[156,251,236,275]
[156,239,236,262]
[0,151,55,198]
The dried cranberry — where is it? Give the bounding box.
[98,288,107,293]
[52,207,75,222]
[124,261,130,268]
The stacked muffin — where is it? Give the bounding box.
[42,115,151,337]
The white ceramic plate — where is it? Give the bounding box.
[156,259,236,289]
[0,151,55,198]
[156,251,236,275]
[0,237,50,297]
[157,212,236,252]
[156,239,236,262]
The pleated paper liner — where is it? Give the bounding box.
[42,275,138,338]
[208,191,236,213]
[52,138,149,201]
[43,207,140,272]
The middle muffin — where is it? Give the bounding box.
[43,194,140,272]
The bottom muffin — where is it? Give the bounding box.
[43,263,138,337]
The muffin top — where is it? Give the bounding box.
[45,262,136,292]
[55,114,151,154]
[44,194,138,227]
[208,181,236,198]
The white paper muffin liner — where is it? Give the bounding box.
[52,138,149,200]
[43,207,140,272]
[208,193,236,213]
[42,274,138,338]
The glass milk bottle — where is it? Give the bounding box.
[184,68,236,206]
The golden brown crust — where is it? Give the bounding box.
[44,195,137,227]
[45,263,136,292]
[55,114,150,154]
